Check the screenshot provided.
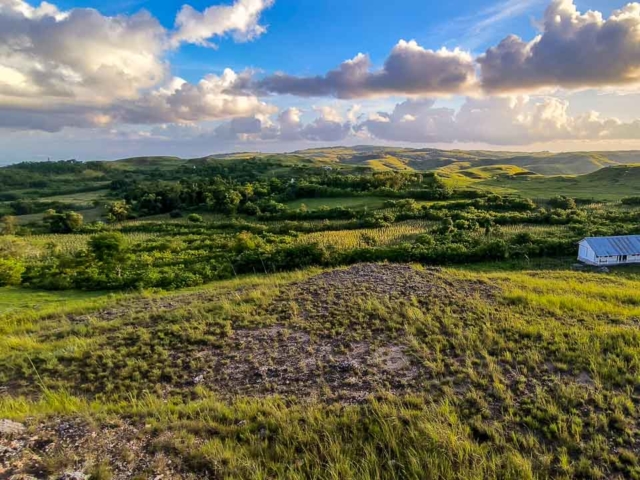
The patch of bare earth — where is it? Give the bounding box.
[191,264,495,402]
[1,418,183,480]
[195,326,421,403]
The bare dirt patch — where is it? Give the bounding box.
[267,263,495,327]
[195,326,423,403]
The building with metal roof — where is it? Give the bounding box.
[578,235,640,266]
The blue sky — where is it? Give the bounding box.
[1,0,640,162]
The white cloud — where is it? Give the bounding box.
[0,0,274,131]
[358,95,640,145]
[114,69,276,125]
[257,40,477,98]
[479,0,640,92]
[171,0,274,48]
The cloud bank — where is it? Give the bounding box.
[0,0,274,131]
[2,0,640,151]
[479,0,640,92]
[257,41,477,98]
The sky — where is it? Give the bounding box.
[1,0,640,163]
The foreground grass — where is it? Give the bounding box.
[3,264,640,479]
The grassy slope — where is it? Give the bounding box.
[479,164,640,200]
[3,263,640,478]
[288,146,640,175]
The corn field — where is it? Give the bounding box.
[295,220,434,250]
[8,232,161,258]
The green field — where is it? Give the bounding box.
[0,287,115,317]
[39,189,111,203]
[479,164,640,200]
[285,196,388,210]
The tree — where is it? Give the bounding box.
[43,210,84,233]
[106,201,131,222]
[549,196,577,210]
[0,216,17,235]
[88,232,127,262]
[0,258,24,286]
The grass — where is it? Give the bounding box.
[285,196,388,210]
[478,164,640,200]
[15,206,105,225]
[39,189,111,203]
[4,263,640,478]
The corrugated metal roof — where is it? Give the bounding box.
[582,235,640,257]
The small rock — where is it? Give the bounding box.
[0,419,25,436]
[192,374,204,384]
[58,472,88,480]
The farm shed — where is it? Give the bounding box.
[578,235,640,266]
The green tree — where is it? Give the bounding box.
[88,232,127,262]
[106,201,131,222]
[0,258,24,286]
[43,210,84,233]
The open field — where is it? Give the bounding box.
[285,196,388,210]
[1,152,639,479]
[3,263,640,478]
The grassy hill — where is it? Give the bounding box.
[478,164,640,200]
[288,146,640,176]
[3,262,640,478]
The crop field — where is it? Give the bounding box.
[294,220,434,249]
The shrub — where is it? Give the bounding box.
[187,214,203,223]
[549,196,577,210]
[0,258,24,286]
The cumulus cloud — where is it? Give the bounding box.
[479,0,640,92]
[257,40,477,99]
[358,96,640,145]
[0,0,274,131]
[114,69,276,125]
[171,0,274,47]
[0,0,166,104]
[210,106,353,143]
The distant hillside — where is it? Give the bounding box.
[290,146,640,176]
[477,164,640,201]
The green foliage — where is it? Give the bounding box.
[106,201,131,222]
[0,257,24,286]
[549,195,577,210]
[88,232,127,262]
[43,210,84,233]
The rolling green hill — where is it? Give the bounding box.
[288,146,640,175]
[477,164,640,200]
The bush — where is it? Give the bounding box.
[621,196,640,206]
[0,258,24,286]
[549,196,577,210]
[187,214,203,223]
[88,232,128,262]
